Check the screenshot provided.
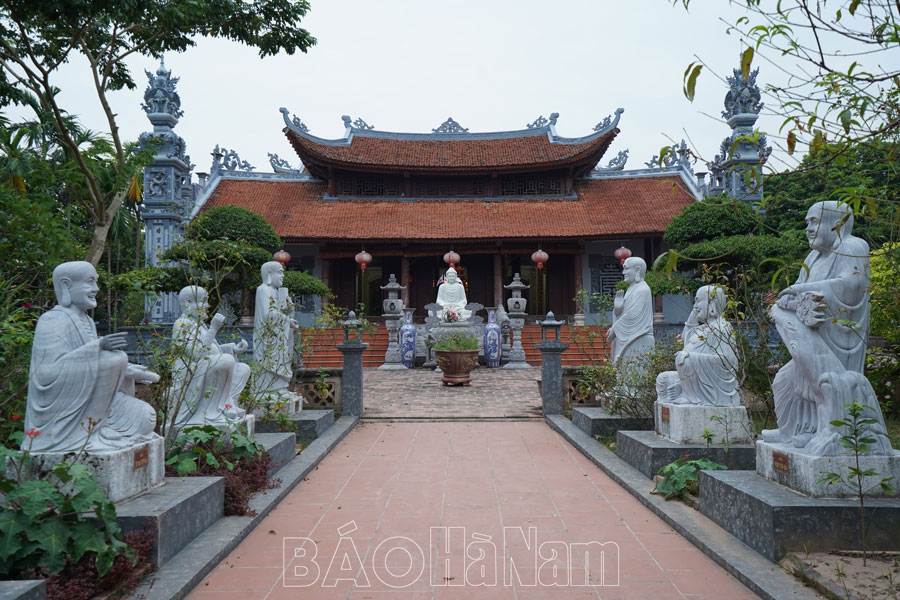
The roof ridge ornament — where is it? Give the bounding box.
[645,140,693,173]
[268,153,301,174]
[141,57,183,119]
[595,149,629,171]
[352,117,374,130]
[526,115,548,129]
[279,107,309,133]
[592,108,624,133]
[210,145,254,176]
[432,117,469,134]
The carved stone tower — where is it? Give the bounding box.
[139,58,194,322]
[706,65,772,207]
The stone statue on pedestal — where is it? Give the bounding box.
[252,261,302,410]
[170,286,249,428]
[431,267,472,321]
[657,285,739,406]
[607,257,654,365]
[761,201,892,456]
[24,262,159,452]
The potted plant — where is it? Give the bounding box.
[434,330,480,386]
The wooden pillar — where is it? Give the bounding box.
[401,255,410,307]
[574,250,583,294]
[321,258,331,305]
[493,253,503,308]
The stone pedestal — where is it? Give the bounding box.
[14,437,165,502]
[572,406,654,439]
[700,469,900,561]
[654,401,753,445]
[254,409,334,444]
[377,315,406,370]
[616,430,756,479]
[503,316,530,369]
[756,441,900,498]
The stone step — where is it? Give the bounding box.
[0,581,45,600]
[572,407,654,439]
[117,476,224,566]
[256,432,297,474]
[254,409,335,445]
[616,430,756,479]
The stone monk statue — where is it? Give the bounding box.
[25,261,159,452]
[607,257,654,365]
[656,285,739,406]
[432,267,471,321]
[252,261,301,406]
[761,201,892,455]
[171,286,249,429]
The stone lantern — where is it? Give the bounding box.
[536,311,569,415]
[378,274,407,370]
[503,273,531,369]
[337,311,368,417]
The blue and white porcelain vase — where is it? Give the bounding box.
[483,307,502,368]
[399,308,417,369]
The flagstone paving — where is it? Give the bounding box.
[186,421,759,599]
[361,368,543,420]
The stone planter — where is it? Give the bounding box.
[435,349,479,386]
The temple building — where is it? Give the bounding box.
[140,59,767,322]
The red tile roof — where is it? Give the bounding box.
[285,128,618,174]
[203,176,695,242]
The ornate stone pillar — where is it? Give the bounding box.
[337,312,368,417]
[536,312,569,415]
[378,274,406,370]
[503,273,531,369]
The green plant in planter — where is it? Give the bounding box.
[434,331,479,351]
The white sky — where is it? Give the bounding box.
[12,0,800,176]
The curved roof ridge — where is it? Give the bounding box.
[279,107,624,145]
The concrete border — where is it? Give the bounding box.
[545,415,819,600]
[131,415,359,600]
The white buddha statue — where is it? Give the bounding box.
[656,285,739,406]
[252,261,301,409]
[24,261,159,452]
[170,286,249,429]
[432,267,471,321]
[606,257,654,365]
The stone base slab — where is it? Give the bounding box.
[502,361,531,369]
[617,430,756,479]
[756,441,900,498]
[655,401,753,444]
[13,437,165,503]
[256,432,296,474]
[117,476,224,566]
[376,363,408,370]
[700,469,900,561]
[572,407,653,439]
[0,581,46,600]
[254,409,334,444]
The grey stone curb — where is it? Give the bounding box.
[545,415,820,600]
[129,415,359,600]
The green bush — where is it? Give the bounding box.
[870,243,900,345]
[187,205,281,251]
[652,456,727,500]
[644,270,701,296]
[676,233,804,276]
[663,194,759,248]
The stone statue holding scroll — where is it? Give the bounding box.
[607,257,654,364]
[432,267,472,321]
[25,261,159,452]
[252,261,301,407]
[761,201,892,455]
[657,285,739,406]
[171,286,249,428]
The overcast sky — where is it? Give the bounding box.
[15,0,800,177]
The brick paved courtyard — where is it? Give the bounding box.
[360,367,543,420]
[187,422,759,599]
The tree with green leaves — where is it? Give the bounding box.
[0,0,316,265]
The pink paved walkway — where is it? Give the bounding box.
[186,422,758,599]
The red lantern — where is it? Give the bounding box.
[531,248,549,270]
[614,246,632,266]
[273,249,291,265]
[443,250,460,267]
[355,250,372,271]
